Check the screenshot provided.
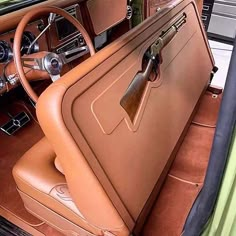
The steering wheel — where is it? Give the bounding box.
[13,7,95,103]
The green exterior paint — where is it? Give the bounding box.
[131,0,144,27]
[202,127,236,236]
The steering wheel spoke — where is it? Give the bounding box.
[22,57,45,71]
[49,74,60,82]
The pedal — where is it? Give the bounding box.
[0,112,30,135]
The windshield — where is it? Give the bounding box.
[0,0,44,15]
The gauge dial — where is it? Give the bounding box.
[0,40,13,63]
[21,31,39,56]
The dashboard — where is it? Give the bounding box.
[0,0,128,96]
[0,20,48,94]
[0,4,86,95]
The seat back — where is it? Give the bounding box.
[37,0,214,233]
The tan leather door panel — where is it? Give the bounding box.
[37,0,213,231]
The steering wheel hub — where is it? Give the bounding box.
[44,53,62,75]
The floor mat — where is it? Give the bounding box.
[0,103,44,226]
[192,91,222,126]
[169,125,215,183]
[0,215,31,236]
[142,91,222,235]
[142,177,202,236]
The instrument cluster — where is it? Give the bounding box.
[0,31,39,64]
[20,31,39,56]
[0,40,12,63]
[0,26,43,94]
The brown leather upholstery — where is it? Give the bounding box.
[13,137,106,235]
[13,137,128,235]
[13,0,213,235]
[38,0,213,231]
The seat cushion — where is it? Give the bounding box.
[12,137,102,235]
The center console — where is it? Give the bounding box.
[49,4,86,55]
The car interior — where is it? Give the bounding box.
[0,0,229,235]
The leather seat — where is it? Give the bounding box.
[13,137,128,236]
[13,2,212,234]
